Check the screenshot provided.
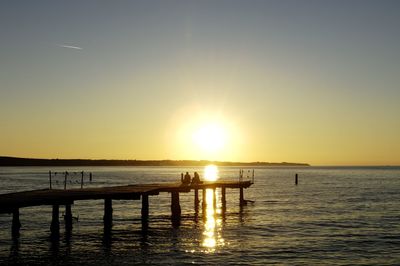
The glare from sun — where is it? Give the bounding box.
[193,123,226,154]
[204,165,219,181]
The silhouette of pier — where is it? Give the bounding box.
[0,180,253,238]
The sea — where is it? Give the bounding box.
[0,166,399,265]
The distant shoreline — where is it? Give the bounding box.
[0,156,310,167]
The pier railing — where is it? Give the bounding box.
[239,169,255,184]
[49,171,93,190]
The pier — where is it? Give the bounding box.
[0,180,253,237]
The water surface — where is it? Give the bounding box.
[1,166,399,265]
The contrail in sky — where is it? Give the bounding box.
[57,44,83,50]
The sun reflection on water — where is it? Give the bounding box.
[204,165,219,181]
[202,165,224,253]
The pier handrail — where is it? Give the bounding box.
[239,168,255,184]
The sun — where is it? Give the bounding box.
[203,165,219,181]
[167,107,243,161]
[192,123,226,154]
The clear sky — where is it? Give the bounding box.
[1,0,400,165]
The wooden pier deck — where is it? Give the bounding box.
[0,180,253,238]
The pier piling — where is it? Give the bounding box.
[194,189,199,211]
[171,192,181,227]
[11,208,21,238]
[141,194,149,228]
[64,204,73,232]
[221,187,226,209]
[103,199,113,232]
[240,187,245,206]
[213,188,217,209]
[50,205,60,238]
[295,173,298,185]
[202,188,207,211]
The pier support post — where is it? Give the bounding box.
[103,199,113,232]
[239,187,245,206]
[221,187,226,209]
[12,208,21,238]
[295,173,298,185]
[202,189,207,221]
[50,204,60,238]
[213,188,217,209]
[194,189,199,211]
[202,189,207,209]
[141,194,149,229]
[171,192,181,227]
[65,204,73,232]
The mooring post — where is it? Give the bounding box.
[141,194,149,228]
[194,189,199,211]
[221,187,226,209]
[50,204,60,237]
[81,171,84,189]
[103,198,113,232]
[65,204,73,232]
[49,171,52,189]
[295,173,298,185]
[11,208,21,238]
[239,187,245,206]
[171,192,181,227]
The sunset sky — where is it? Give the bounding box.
[1,1,399,165]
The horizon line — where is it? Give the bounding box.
[0,156,309,166]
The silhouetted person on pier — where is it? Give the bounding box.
[191,172,202,184]
[181,172,191,184]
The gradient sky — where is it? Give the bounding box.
[1,0,400,165]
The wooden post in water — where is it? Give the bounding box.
[50,204,60,237]
[221,187,226,209]
[194,189,199,211]
[239,187,245,206]
[49,171,52,189]
[221,187,227,220]
[201,188,207,221]
[170,192,181,227]
[295,173,298,185]
[141,194,149,228]
[11,208,21,238]
[103,199,113,232]
[64,204,73,232]
[81,171,84,189]
[202,188,207,210]
[213,188,217,209]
